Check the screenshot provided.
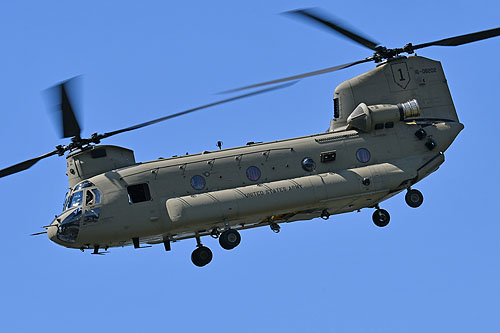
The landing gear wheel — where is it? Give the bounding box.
[405,189,424,208]
[191,246,213,267]
[372,209,390,227]
[219,229,241,250]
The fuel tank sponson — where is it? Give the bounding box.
[166,163,415,226]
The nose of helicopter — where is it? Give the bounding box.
[46,218,61,245]
[47,225,56,240]
[46,208,77,247]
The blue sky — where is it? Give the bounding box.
[1,1,499,332]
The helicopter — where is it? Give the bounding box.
[1,9,499,267]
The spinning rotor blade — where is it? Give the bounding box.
[222,9,500,95]
[412,27,500,50]
[220,58,371,94]
[0,149,60,178]
[285,8,379,51]
[0,81,294,179]
[59,79,81,138]
[45,77,82,138]
[101,81,296,139]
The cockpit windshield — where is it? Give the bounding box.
[57,181,103,243]
[65,191,83,210]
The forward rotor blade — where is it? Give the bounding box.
[60,82,81,138]
[45,77,82,138]
[0,149,60,178]
[220,58,371,94]
[100,81,296,139]
[412,27,500,50]
[285,8,379,51]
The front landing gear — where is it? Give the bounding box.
[372,208,390,227]
[405,189,424,208]
[219,229,241,250]
[191,246,212,267]
[191,235,212,267]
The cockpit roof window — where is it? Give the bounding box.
[74,181,94,191]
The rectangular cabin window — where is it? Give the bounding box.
[333,98,340,119]
[127,183,151,203]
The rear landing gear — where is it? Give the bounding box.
[372,208,390,227]
[405,189,424,208]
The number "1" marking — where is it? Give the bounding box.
[397,68,405,81]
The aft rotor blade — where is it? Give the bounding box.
[100,82,296,139]
[220,58,371,94]
[285,8,379,51]
[0,149,60,178]
[412,27,500,50]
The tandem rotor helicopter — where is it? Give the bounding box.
[1,9,499,266]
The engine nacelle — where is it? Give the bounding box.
[347,99,420,132]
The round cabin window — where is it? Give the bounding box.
[301,157,316,172]
[246,166,261,181]
[356,148,371,163]
[190,175,206,190]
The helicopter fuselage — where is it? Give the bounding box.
[47,115,463,250]
[46,56,464,253]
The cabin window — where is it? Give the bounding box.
[301,157,316,172]
[356,148,371,163]
[190,175,206,190]
[127,183,151,203]
[246,166,261,181]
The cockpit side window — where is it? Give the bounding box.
[92,189,101,204]
[85,190,94,206]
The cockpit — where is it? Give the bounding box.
[57,181,102,243]
[63,180,102,211]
